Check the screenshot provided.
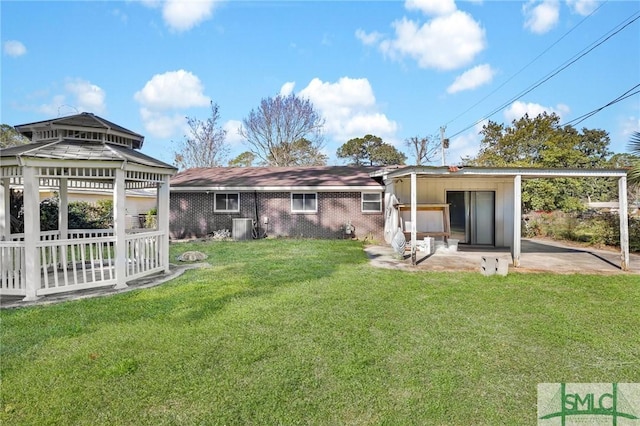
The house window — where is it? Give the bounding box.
[214,192,240,212]
[362,192,382,212]
[291,193,317,213]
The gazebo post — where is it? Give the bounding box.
[23,165,41,301]
[158,176,171,273]
[113,168,127,289]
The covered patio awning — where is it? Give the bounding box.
[372,165,630,271]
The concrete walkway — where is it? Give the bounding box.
[364,238,640,275]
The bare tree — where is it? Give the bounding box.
[239,94,325,166]
[173,101,229,170]
[405,135,440,165]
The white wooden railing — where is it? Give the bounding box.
[37,235,117,295]
[0,241,25,295]
[9,229,114,242]
[125,230,164,280]
[0,228,165,298]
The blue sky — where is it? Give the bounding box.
[2,0,639,166]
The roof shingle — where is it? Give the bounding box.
[170,166,383,188]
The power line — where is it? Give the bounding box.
[442,0,608,130]
[560,83,640,128]
[447,9,640,140]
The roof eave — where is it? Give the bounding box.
[379,166,628,180]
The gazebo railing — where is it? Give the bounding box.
[0,241,25,295]
[0,229,166,298]
[37,235,117,294]
[125,230,164,280]
[9,229,115,242]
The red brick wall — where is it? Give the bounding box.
[170,191,384,240]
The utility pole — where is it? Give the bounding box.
[440,126,448,166]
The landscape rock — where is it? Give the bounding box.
[177,251,208,262]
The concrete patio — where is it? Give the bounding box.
[364,238,640,275]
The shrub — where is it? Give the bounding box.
[144,207,158,229]
[69,200,113,229]
[522,210,639,252]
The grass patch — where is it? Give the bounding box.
[1,239,638,425]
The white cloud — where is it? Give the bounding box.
[163,0,220,32]
[618,115,639,140]
[140,0,222,32]
[65,79,106,114]
[37,95,68,117]
[503,100,569,122]
[280,81,296,96]
[134,70,209,110]
[36,79,106,116]
[447,64,495,94]
[379,11,486,71]
[139,108,187,139]
[523,0,560,34]
[3,40,27,57]
[355,29,383,46]
[566,0,598,16]
[223,119,244,145]
[405,0,457,16]
[298,77,398,146]
[135,69,210,138]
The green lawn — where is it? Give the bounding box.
[1,239,638,425]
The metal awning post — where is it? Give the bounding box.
[619,176,630,270]
[411,172,417,265]
[512,174,522,267]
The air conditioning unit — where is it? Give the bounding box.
[232,218,253,241]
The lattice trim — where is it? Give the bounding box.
[126,170,165,183]
[38,167,115,179]
[0,166,21,178]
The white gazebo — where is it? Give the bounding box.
[0,113,177,301]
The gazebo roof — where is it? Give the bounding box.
[14,113,145,149]
[0,139,176,170]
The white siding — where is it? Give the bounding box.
[390,177,515,247]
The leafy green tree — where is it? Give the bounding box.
[229,151,256,167]
[628,131,640,186]
[173,101,229,170]
[468,113,615,211]
[337,134,406,166]
[240,94,325,166]
[1,124,29,148]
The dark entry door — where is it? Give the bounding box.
[446,191,495,245]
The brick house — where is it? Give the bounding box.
[169,164,631,271]
[170,166,385,240]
